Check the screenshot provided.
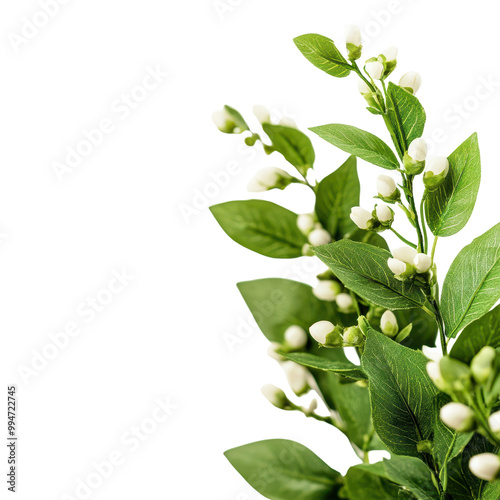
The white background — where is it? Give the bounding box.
[0,0,499,499]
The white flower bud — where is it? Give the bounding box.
[426,157,449,176]
[489,411,500,433]
[267,342,284,362]
[423,346,443,362]
[350,207,373,230]
[358,80,371,95]
[380,310,398,338]
[426,361,448,391]
[313,280,342,301]
[414,253,432,274]
[309,320,334,344]
[408,138,428,162]
[375,204,393,223]
[393,246,418,264]
[248,167,291,192]
[261,384,287,408]
[301,243,313,256]
[440,402,475,432]
[471,346,497,384]
[336,293,354,312]
[377,174,398,198]
[212,108,234,132]
[469,453,500,481]
[284,325,308,349]
[253,105,271,124]
[387,258,407,275]
[399,72,422,94]
[308,228,332,246]
[282,361,309,395]
[345,25,362,46]
[382,46,398,62]
[297,214,316,235]
[366,61,384,80]
[279,116,297,128]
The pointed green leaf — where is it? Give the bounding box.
[344,464,400,499]
[293,34,351,78]
[279,351,367,380]
[394,308,438,350]
[310,124,399,170]
[450,305,500,363]
[263,124,315,175]
[314,240,428,310]
[386,83,426,150]
[224,439,342,500]
[210,200,307,258]
[361,327,438,457]
[426,133,481,237]
[442,223,500,337]
[315,156,359,237]
[224,104,250,132]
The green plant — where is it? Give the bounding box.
[210,25,500,499]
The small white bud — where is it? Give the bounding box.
[358,80,371,95]
[366,60,384,80]
[282,361,309,395]
[336,293,354,312]
[393,246,418,264]
[426,361,448,392]
[399,72,422,94]
[423,345,443,363]
[414,253,432,274]
[387,258,407,275]
[267,342,284,362]
[284,325,308,349]
[212,108,234,132]
[313,280,342,302]
[253,105,271,124]
[350,207,373,230]
[426,157,449,177]
[344,24,362,46]
[408,138,428,162]
[307,399,318,413]
[375,204,393,223]
[308,228,332,246]
[309,320,334,344]
[380,310,398,338]
[301,243,313,256]
[489,411,500,433]
[297,214,316,235]
[469,453,500,481]
[377,174,398,198]
[248,167,291,192]
[440,402,475,432]
[261,384,287,408]
[279,116,297,128]
[382,46,398,62]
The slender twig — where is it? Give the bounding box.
[389,228,417,248]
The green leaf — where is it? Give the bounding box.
[441,223,500,337]
[315,156,359,237]
[224,439,342,500]
[279,351,367,380]
[224,104,250,132]
[314,240,428,310]
[310,124,399,170]
[293,34,351,78]
[432,394,474,469]
[361,326,438,457]
[349,228,389,250]
[426,133,481,237]
[344,464,400,499]
[394,308,438,350]
[237,278,339,343]
[263,124,315,175]
[210,200,307,259]
[450,305,500,363]
[386,83,426,150]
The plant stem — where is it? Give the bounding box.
[439,432,457,493]
[420,193,429,254]
[405,175,425,252]
[431,236,439,264]
[389,228,417,248]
